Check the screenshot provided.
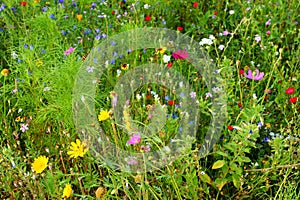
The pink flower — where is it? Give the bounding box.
[244,69,264,80]
[127,134,141,145]
[193,2,199,8]
[20,123,29,132]
[64,47,75,56]
[266,30,271,35]
[141,145,151,152]
[172,49,188,60]
[126,156,137,165]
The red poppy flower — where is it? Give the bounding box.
[239,69,244,75]
[214,11,218,15]
[168,100,175,106]
[227,125,234,131]
[285,87,295,95]
[112,10,115,15]
[146,94,152,99]
[167,62,173,68]
[193,2,199,8]
[145,15,151,21]
[289,97,297,104]
[177,26,183,31]
[20,1,27,6]
[237,103,242,107]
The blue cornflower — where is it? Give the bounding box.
[24,44,28,48]
[42,7,48,12]
[61,30,67,36]
[50,14,56,20]
[11,7,16,12]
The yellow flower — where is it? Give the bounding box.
[1,69,10,76]
[36,60,43,66]
[121,64,129,70]
[34,0,39,3]
[77,14,83,21]
[265,123,271,128]
[15,116,21,122]
[32,156,48,174]
[62,183,72,199]
[98,110,110,121]
[67,139,88,159]
[155,47,166,55]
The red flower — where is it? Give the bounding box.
[289,97,297,104]
[20,1,27,6]
[214,11,218,15]
[239,69,244,75]
[285,87,295,95]
[145,15,151,21]
[168,100,175,106]
[112,10,115,15]
[193,2,199,8]
[146,94,152,99]
[177,26,183,31]
[227,125,234,131]
[237,103,242,107]
[167,62,173,68]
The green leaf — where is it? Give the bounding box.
[236,156,251,163]
[214,151,229,157]
[199,173,212,185]
[214,178,227,191]
[232,174,241,189]
[212,160,226,169]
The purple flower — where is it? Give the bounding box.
[20,124,29,133]
[190,92,196,99]
[64,47,75,56]
[255,35,261,43]
[265,19,271,26]
[127,134,141,145]
[0,3,5,12]
[126,156,137,165]
[223,30,230,36]
[172,49,188,60]
[244,69,264,80]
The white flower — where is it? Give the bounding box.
[144,4,149,9]
[163,54,171,63]
[136,94,142,101]
[218,45,225,50]
[116,69,121,77]
[229,10,235,14]
[209,34,215,40]
[199,38,213,46]
[11,51,18,59]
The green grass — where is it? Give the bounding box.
[0,0,299,199]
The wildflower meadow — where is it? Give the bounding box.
[0,0,299,199]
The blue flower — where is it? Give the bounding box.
[50,14,56,20]
[11,7,16,12]
[61,30,67,36]
[42,7,48,12]
[263,136,269,142]
[0,3,5,12]
[24,44,28,48]
[102,33,107,39]
[164,96,170,101]
[249,130,253,134]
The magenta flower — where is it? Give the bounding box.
[20,123,29,132]
[172,49,188,60]
[64,47,75,56]
[141,145,151,152]
[127,134,141,145]
[244,69,264,80]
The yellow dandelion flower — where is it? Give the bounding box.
[155,47,166,55]
[62,183,72,199]
[34,0,39,3]
[265,123,271,128]
[1,69,10,76]
[98,110,110,121]
[77,14,83,21]
[67,139,88,159]
[32,156,48,174]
